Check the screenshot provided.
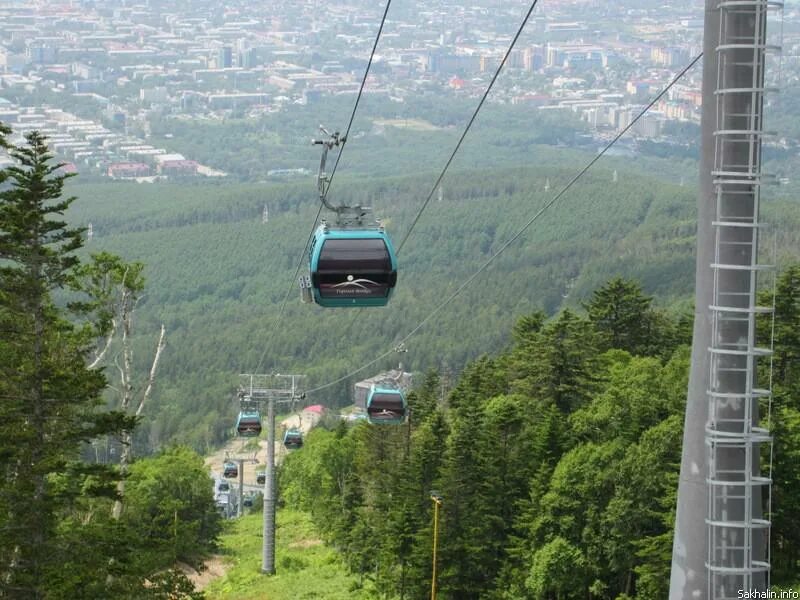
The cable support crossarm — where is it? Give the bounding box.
[305,52,704,396]
[396,0,540,254]
[252,0,394,374]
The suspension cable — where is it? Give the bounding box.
[340,0,542,341]
[305,52,704,395]
[396,0,540,254]
[252,0,394,374]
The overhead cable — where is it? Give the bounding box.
[341,0,544,342]
[252,0,395,374]
[305,52,704,395]
[396,0,541,254]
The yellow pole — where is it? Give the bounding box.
[431,495,442,600]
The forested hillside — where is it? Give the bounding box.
[146,92,799,192]
[277,272,800,597]
[4,121,799,598]
[64,162,800,453]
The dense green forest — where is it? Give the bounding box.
[278,272,800,598]
[0,129,219,598]
[62,156,800,453]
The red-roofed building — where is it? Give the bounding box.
[108,162,150,178]
[303,405,326,415]
[449,76,465,89]
[157,159,198,176]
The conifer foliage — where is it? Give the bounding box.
[280,273,800,598]
[0,131,207,598]
[761,265,800,580]
[584,277,672,357]
[0,132,131,596]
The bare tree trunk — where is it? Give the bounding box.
[111,285,133,520]
[89,266,128,370]
[112,323,166,520]
[88,317,116,369]
[137,324,166,420]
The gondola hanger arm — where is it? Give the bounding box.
[314,125,374,226]
[313,126,346,212]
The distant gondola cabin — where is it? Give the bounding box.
[236,410,262,437]
[309,225,398,307]
[223,461,238,479]
[366,386,407,425]
[283,428,303,450]
[256,471,265,485]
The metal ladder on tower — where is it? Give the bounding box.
[705,1,782,597]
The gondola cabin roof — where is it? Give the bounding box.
[309,226,398,307]
[366,386,407,425]
[354,369,413,411]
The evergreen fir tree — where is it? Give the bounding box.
[530,309,598,413]
[436,375,496,600]
[406,369,441,426]
[397,409,448,600]
[584,277,661,356]
[769,264,800,395]
[0,132,133,597]
[0,121,9,149]
[760,265,800,578]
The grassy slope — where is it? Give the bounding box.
[205,509,376,600]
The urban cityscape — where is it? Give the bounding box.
[0,0,795,181]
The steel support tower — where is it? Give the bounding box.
[237,459,244,518]
[671,1,781,597]
[240,373,304,575]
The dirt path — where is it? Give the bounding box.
[204,409,321,486]
[197,410,324,590]
[179,556,227,591]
